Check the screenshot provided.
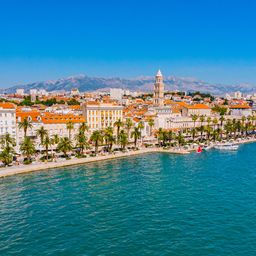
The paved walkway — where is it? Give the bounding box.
[0,148,189,178]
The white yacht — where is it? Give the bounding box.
[214,143,239,151]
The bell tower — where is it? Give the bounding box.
[153,70,164,106]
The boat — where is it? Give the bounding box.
[214,143,239,151]
[197,146,203,153]
[203,145,213,151]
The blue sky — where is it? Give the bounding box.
[1,0,256,88]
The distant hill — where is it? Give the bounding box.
[1,74,255,95]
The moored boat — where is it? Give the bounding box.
[214,143,239,150]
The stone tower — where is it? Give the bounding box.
[153,69,164,106]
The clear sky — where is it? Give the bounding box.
[1,0,256,88]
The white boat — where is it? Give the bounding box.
[203,145,213,151]
[214,143,239,150]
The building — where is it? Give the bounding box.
[234,91,242,99]
[0,103,17,145]
[71,88,80,97]
[38,89,48,96]
[229,105,252,117]
[153,70,164,106]
[29,89,37,102]
[110,88,124,101]
[181,104,211,117]
[16,109,85,149]
[82,102,123,131]
[152,106,172,129]
[16,89,25,96]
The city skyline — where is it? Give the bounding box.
[1,0,256,87]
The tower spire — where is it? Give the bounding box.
[153,70,164,106]
[156,69,162,77]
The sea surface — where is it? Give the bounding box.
[1,143,256,256]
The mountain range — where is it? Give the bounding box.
[1,74,255,96]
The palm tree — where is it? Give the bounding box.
[176,131,185,147]
[53,134,60,145]
[20,137,36,162]
[148,118,155,136]
[199,115,205,141]
[212,118,218,141]
[191,114,198,141]
[104,127,115,152]
[119,130,128,150]
[79,122,89,134]
[190,128,198,142]
[36,126,48,145]
[191,114,198,128]
[156,128,163,145]
[204,125,212,140]
[219,115,225,139]
[41,135,51,161]
[57,137,73,158]
[66,121,74,140]
[90,130,103,154]
[125,118,133,139]
[224,119,233,139]
[18,118,33,138]
[131,127,141,148]
[138,121,144,144]
[0,133,16,149]
[114,119,123,140]
[75,131,88,155]
[167,130,174,145]
[0,148,14,166]
[0,133,16,166]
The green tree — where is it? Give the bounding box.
[36,126,48,145]
[191,114,198,141]
[20,137,36,162]
[0,133,16,149]
[57,137,73,158]
[148,118,155,136]
[138,121,144,144]
[41,135,51,161]
[75,131,89,155]
[18,118,33,138]
[0,133,16,166]
[119,130,128,150]
[104,127,115,152]
[79,122,89,134]
[90,130,103,154]
[176,131,185,147]
[0,148,14,166]
[114,119,123,141]
[199,115,205,141]
[131,127,141,148]
[125,118,133,139]
[66,121,74,140]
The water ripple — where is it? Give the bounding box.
[1,145,256,255]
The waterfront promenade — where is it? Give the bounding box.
[0,147,189,178]
[1,137,255,179]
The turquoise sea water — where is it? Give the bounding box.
[1,143,256,256]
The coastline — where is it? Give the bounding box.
[0,138,255,179]
[0,148,189,179]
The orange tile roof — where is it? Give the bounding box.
[0,102,16,109]
[16,110,41,122]
[229,105,251,109]
[184,104,210,109]
[16,110,85,124]
[69,105,81,110]
[42,114,85,124]
[164,99,174,105]
[175,102,188,107]
[133,117,140,123]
